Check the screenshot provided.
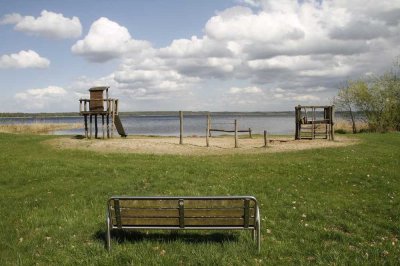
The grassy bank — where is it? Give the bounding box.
[0,133,399,265]
[0,123,81,134]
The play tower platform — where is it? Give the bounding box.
[79,86,126,139]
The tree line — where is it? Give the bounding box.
[334,60,400,133]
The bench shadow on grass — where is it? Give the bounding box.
[94,229,239,248]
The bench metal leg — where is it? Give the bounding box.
[106,214,111,251]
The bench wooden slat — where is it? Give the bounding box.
[113,209,179,218]
[184,199,254,208]
[185,208,254,217]
[116,199,179,208]
[112,208,255,218]
[112,217,255,227]
[113,217,179,226]
[112,199,256,209]
[183,218,255,227]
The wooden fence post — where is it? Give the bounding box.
[179,111,183,144]
[234,119,238,148]
[249,128,252,138]
[206,113,210,147]
[331,105,335,141]
[264,130,268,148]
[111,100,115,138]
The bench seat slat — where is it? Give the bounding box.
[112,208,255,218]
[115,199,179,208]
[184,199,255,208]
[114,209,179,218]
[185,209,253,218]
[185,218,254,227]
[113,218,179,226]
[111,199,256,209]
[112,217,255,227]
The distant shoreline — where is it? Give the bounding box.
[0,111,296,119]
[0,110,362,120]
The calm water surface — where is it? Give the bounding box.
[0,114,296,136]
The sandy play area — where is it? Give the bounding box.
[45,135,358,155]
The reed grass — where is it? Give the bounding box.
[0,122,81,134]
[335,119,368,133]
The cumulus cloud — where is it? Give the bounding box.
[69,1,399,109]
[15,86,67,109]
[1,10,82,39]
[114,57,200,95]
[0,50,50,69]
[71,17,151,62]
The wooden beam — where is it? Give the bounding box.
[206,113,210,147]
[234,119,238,148]
[179,111,183,145]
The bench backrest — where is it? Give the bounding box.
[107,196,258,229]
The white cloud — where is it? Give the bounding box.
[114,60,200,94]
[1,10,82,39]
[205,6,305,43]
[71,17,151,62]
[68,1,400,110]
[0,13,23,24]
[0,50,50,69]
[291,95,320,101]
[237,0,262,7]
[229,86,262,94]
[15,86,67,109]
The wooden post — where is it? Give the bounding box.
[324,107,328,139]
[331,105,335,141]
[206,113,210,147]
[295,106,299,140]
[179,111,183,145]
[84,115,88,138]
[94,114,98,138]
[249,128,252,138]
[106,114,110,138]
[312,107,315,139]
[234,119,238,148]
[264,130,268,147]
[102,114,105,139]
[111,100,115,138]
[89,115,92,139]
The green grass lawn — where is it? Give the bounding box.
[0,133,399,265]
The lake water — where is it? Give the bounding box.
[0,113,298,136]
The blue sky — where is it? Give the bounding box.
[1,0,399,112]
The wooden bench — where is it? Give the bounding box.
[106,196,261,252]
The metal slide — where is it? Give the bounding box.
[114,115,127,137]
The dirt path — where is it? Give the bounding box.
[45,135,358,155]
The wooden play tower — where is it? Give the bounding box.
[295,105,334,140]
[79,86,126,139]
